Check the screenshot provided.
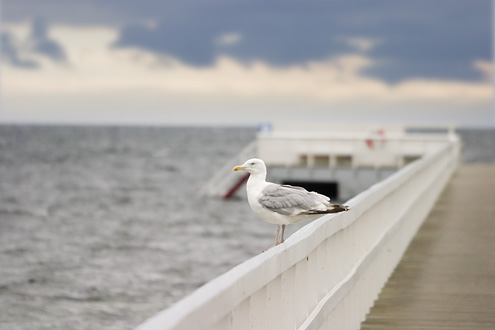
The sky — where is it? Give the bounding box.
[1,0,494,127]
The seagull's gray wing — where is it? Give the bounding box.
[259,184,330,216]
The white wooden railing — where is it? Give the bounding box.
[137,137,460,330]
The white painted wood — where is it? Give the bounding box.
[231,298,250,330]
[265,275,282,330]
[307,249,319,310]
[136,137,460,330]
[209,313,229,330]
[280,266,296,330]
[249,287,267,329]
[294,258,309,326]
[315,242,328,300]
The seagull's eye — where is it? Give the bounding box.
[250,162,255,165]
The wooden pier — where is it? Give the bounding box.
[361,165,495,329]
[137,135,461,330]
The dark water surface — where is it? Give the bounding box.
[0,125,493,329]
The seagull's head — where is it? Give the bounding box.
[233,158,266,176]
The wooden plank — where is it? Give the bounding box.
[280,266,296,330]
[361,165,495,329]
[249,287,267,330]
[307,248,319,308]
[231,298,250,330]
[266,275,282,330]
[295,258,309,327]
[209,313,230,330]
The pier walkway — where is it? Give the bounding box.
[361,165,495,329]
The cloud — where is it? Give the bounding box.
[1,19,67,69]
[29,18,67,62]
[106,0,491,83]
[3,27,491,103]
[1,23,492,126]
[4,1,491,83]
[344,37,382,53]
[473,60,493,81]
[215,32,242,46]
[112,20,221,67]
[1,32,40,69]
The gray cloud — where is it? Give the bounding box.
[4,0,492,82]
[1,19,67,69]
[111,1,491,82]
[30,18,67,62]
[1,32,40,69]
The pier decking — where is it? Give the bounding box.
[361,165,495,329]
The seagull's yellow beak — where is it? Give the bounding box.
[233,166,245,171]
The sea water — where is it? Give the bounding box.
[0,125,493,330]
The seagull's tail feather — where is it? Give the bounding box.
[326,204,350,213]
[304,204,350,215]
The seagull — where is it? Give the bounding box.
[233,158,349,248]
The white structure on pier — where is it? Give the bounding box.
[200,124,457,199]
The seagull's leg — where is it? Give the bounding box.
[280,224,286,243]
[275,225,280,245]
[266,225,281,251]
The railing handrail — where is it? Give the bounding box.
[297,143,457,330]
